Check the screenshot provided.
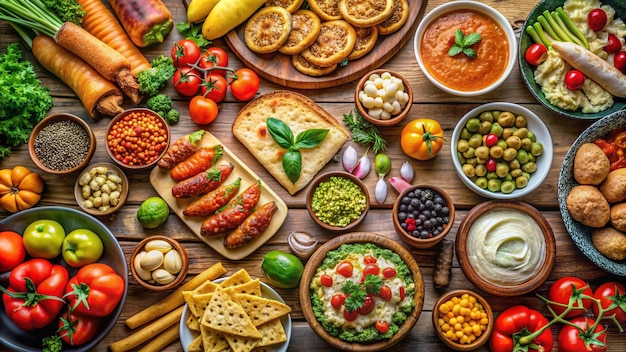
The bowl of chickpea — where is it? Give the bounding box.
[432,289,493,351]
[74,162,129,216]
[354,69,413,127]
[105,108,170,171]
[451,102,553,200]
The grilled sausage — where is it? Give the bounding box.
[224,201,277,249]
[171,163,234,198]
[158,130,206,169]
[200,181,261,236]
[183,178,241,217]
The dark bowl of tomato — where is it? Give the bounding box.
[105,108,170,171]
[0,206,128,352]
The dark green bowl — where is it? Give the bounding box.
[519,0,626,120]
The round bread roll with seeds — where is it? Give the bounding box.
[348,26,378,60]
[308,0,342,21]
[279,9,322,55]
[265,0,304,13]
[244,6,292,54]
[338,0,394,28]
[292,53,338,76]
[300,20,356,67]
[378,0,409,35]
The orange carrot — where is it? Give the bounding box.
[54,22,142,103]
[77,0,151,77]
[32,34,124,118]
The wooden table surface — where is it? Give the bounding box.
[1,0,625,351]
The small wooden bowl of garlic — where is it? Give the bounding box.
[130,235,188,291]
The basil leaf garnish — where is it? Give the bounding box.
[282,149,302,183]
[294,129,329,149]
[266,117,293,149]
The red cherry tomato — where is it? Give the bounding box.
[229,68,260,101]
[188,96,218,125]
[379,285,392,301]
[199,47,229,76]
[592,281,626,324]
[357,295,375,315]
[604,34,622,54]
[525,43,548,66]
[382,267,397,279]
[343,308,358,321]
[171,39,201,68]
[201,74,228,103]
[336,261,353,278]
[484,133,499,147]
[173,67,202,96]
[486,158,497,172]
[557,316,607,352]
[587,8,608,32]
[362,264,380,278]
[363,255,377,264]
[564,69,585,90]
[547,276,593,318]
[0,231,26,272]
[614,51,626,73]
[320,274,333,287]
[399,286,406,301]
[330,293,346,309]
[375,320,389,333]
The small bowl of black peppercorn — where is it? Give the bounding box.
[392,184,455,249]
[28,113,96,176]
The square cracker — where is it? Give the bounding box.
[256,319,286,347]
[203,289,262,338]
[232,293,291,327]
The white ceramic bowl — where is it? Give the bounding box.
[413,1,516,97]
[451,102,553,199]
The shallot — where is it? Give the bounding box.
[352,150,371,179]
[400,161,415,183]
[389,176,413,193]
[342,144,358,172]
[375,178,387,204]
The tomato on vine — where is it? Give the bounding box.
[171,39,201,68]
[189,96,218,125]
[557,316,607,352]
[229,68,260,101]
[199,47,229,76]
[201,74,228,103]
[593,281,626,324]
[547,276,593,318]
[173,67,202,96]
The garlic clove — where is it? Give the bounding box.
[133,251,153,281]
[163,249,182,275]
[352,153,371,179]
[152,268,176,285]
[375,177,388,204]
[342,145,359,172]
[400,161,415,183]
[140,250,164,271]
[288,231,318,259]
[144,239,172,253]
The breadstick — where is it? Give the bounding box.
[137,324,180,352]
[125,262,226,329]
[109,306,183,352]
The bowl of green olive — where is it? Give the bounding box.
[450,102,553,200]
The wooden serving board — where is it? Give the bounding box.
[150,132,288,260]
[225,1,425,89]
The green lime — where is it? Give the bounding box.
[137,197,170,229]
[261,250,304,289]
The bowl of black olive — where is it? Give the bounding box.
[392,184,455,249]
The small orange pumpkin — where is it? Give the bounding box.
[0,166,44,213]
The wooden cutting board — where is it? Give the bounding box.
[225,1,424,89]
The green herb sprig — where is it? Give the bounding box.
[448,30,481,58]
[266,118,329,183]
[342,274,383,312]
[342,109,387,153]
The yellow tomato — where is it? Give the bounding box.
[400,118,445,160]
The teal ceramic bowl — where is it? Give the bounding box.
[519,0,626,119]
[558,109,626,276]
[0,206,128,351]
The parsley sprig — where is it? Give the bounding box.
[342,109,387,153]
[448,30,482,58]
[342,274,383,312]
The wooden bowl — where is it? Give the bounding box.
[306,171,370,233]
[455,201,556,296]
[299,232,425,351]
[105,108,170,171]
[392,184,455,249]
[28,113,96,176]
[74,162,129,216]
[130,235,189,291]
[432,289,494,351]
[354,69,413,127]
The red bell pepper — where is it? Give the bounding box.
[489,305,554,352]
[0,258,68,331]
[65,263,125,317]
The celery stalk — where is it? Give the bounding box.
[543,10,571,42]
[537,15,560,42]
[552,11,586,47]
[556,7,589,49]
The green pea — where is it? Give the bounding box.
[522,161,537,173]
[515,115,527,128]
[516,175,528,188]
[489,146,504,159]
[487,179,502,192]
[503,147,518,162]
[521,138,532,151]
[509,159,521,170]
[506,135,522,150]
[527,131,536,142]
[531,142,544,156]
[475,146,490,159]
[478,120,493,135]
[457,139,470,153]
[504,173,513,182]
[486,171,498,180]
[468,134,483,148]
[460,128,472,140]
[513,128,529,139]
[489,122,503,137]
[501,180,516,194]
[457,152,466,164]
[462,164,476,177]
[475,164,487,177]
[497,111,516,127]
[522,171,531,180]
[479,111,494,122]
[465,118,481,132]
[462,147,476,159]
[516,149,530,164]
[491,110,501,119]
[510,168,522,178]
[497,140,508,150]
[465,157,477,167]
[501,127,514,140]
[475,177,488,189]
[496,163,509,178]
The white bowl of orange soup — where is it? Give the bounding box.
[414,1,516,97]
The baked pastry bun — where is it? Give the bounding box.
[377,0,409,35]
[308,0,342,20]
[265,0,304,13]
[292,53,338,76]
[279,9,321,55]
[300,20,356,67]
[244,6,292,54]
[348,26,378,60]
[338,0,394,28]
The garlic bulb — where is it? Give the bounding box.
[288,231,318,259]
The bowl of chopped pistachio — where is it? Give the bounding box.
[306,171,370,233]
[28,113,96,176]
